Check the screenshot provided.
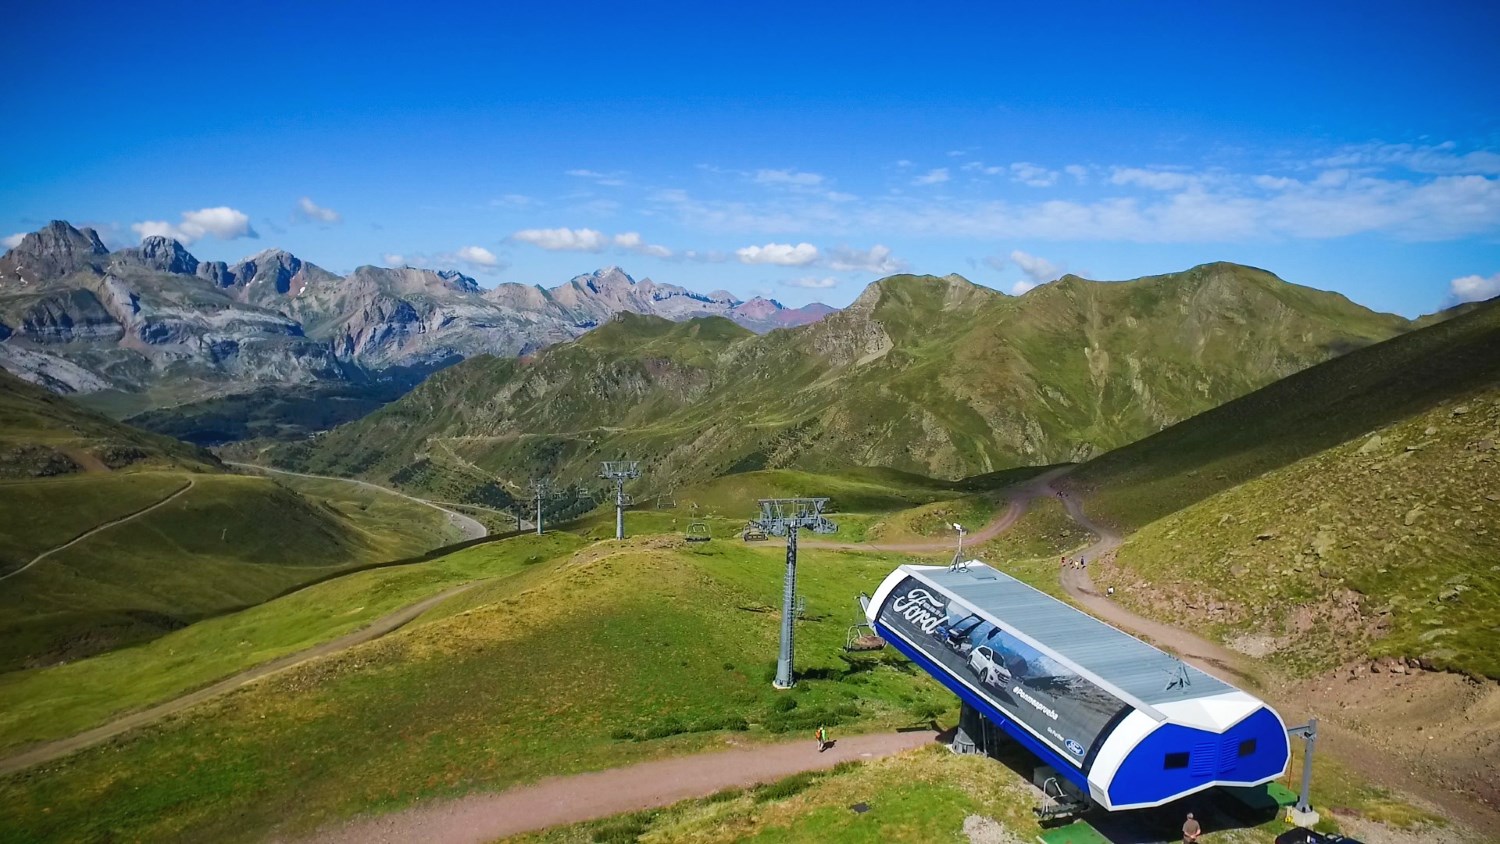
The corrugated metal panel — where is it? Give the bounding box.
[913,564,1234,706]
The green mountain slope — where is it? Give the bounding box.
[0,368,217,476]
[1067,294,1500,531]
[1048,296,1500,679]
[0,372,463,670]
[1094,384,1500,679]
[279,263,1410,499]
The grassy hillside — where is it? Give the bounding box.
[0,534,583,754]
[0,514,1438,843]
[0,471,459,671]
[0,364,468,669]
[1094,384,1500,679]
[0,535,964,842]
[1068,295,1500,531]
[0,368,216,477]
[277,264,1408,501]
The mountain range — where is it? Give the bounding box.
[276,262,1415,500]
[0,222,832,408]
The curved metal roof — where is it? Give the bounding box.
[905,563,1235,715]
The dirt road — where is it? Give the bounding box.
[1048,483,1499,839]
[0,478,194,583]
[0,582,479,776]
[803,466,1073,554]
[292,730,940,844]
[228,463,488,541]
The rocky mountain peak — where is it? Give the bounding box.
[435,269,481,293]
[0,220,110,284]
[118,236,200,275]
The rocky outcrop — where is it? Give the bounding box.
[0,221,110,285]
[0,222,837,406]
[112,236,198,275]
[545,266,831,332]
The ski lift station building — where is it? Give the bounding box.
[865,562,1291,811]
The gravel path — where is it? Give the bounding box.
[290,730,940,844]
[1048,480,1498,839]
[228,463,488,541]
[0,477,195,583]
[0,582,480,776]
[803,466,1073,554]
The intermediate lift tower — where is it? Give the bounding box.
[529,477,563,535]
[599,460,641,540]
[748,498,838,689]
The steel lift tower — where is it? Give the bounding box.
[749,498,837,689]
[529,477,562,535]
[599,461,641,539]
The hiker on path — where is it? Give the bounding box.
[815,725,828,752]
[1182,812,1201,843]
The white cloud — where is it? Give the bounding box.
[650,153,1500,244]
[2,232,24,249]
[1064,164,1088,184]
[1254,175,1298,191]
[1110,168,1197,191]
[613,232,672,258]
[565,169,626,186]
[754,168,824,187]
[1009,250,1062,283]
[913,168,950,186]
[1317,141,1500,176]
[828,244,905,274]
[1010,280,1038,295]
[512,227,608,252]
[382,253,405,266]
[1450,272,1500,303]
[782,276,839,289]
[296,197,341,223]
[735,242,819,266]
[456,245,499,267]
[1010,162,1058,187]
[130,206,256,244]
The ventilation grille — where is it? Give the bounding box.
[1191,741,1216,777]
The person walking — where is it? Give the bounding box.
[815,725,827,752]
[1182,811,1201,843]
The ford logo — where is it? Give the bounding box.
[1065,739,1084,756]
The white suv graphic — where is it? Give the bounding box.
[967,645,1012,688]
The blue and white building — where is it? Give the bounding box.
[866,562,1290,810]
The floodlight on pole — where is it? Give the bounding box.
[950,522,969,572]
[748,498,837,689]
[599,460,642,540]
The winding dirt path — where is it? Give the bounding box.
[1048,482,1499,839]
[228,463,488,541]
[0,477,195,583]
[803,466,1073,554]
[0,582,480,776]
[291,730,940,844]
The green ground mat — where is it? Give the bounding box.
[1224,781,1301,811]
[1036,819,1111,844]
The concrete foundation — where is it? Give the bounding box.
[1285,807,1321,828]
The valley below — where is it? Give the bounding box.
[1,251,1497,844]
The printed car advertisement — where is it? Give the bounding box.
[876,575,1131,766]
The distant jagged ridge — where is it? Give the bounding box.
[0,222,835,398]
[281,262,1415,495]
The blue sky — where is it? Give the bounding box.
[3,1,1498,316]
